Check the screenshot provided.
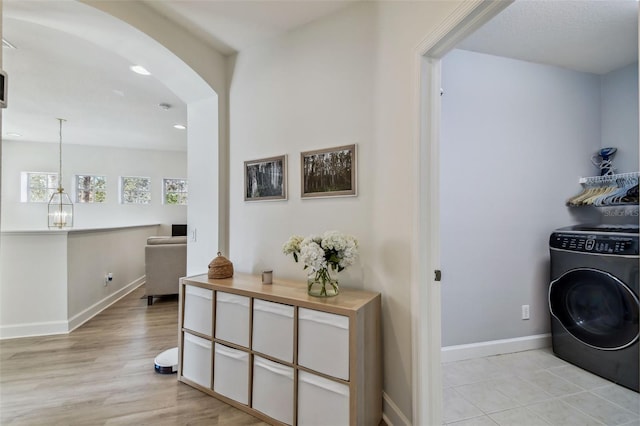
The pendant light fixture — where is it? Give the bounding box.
[48,118,73,229]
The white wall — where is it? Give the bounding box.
[440,49,602,347]
[187,96,220,276]
[228,1,464,420]
[229,2,375,280]
[0,232,69,336]
[601,63,639,174]
[67,225,154,322]
[0,225,157,339]
[1,140,187,230]
[1,0,3,236]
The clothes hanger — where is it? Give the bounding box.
[567,185,597,206]
[600,177,629,205]
[567,173,640,206]
[569,185,603,206]
[593,176,639,206]
[583,183,616,206]
[590,182,619,206]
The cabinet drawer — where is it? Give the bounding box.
[213,343,249,405]
[252,300,294,362]
[183,285,213,336]
[298,308,349,380]
[252,356,294,425]
[298,371,349,426]
[182,332,212,388]
[215,292,250,347]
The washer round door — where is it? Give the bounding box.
[549,268,639,350]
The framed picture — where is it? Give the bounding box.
[301,144,357,198]
[244,155,287,201]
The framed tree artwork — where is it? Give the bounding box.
[244,155,287,201]
[301,144,357,198]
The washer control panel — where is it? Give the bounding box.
[550,232,639,255]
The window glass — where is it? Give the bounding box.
[76,175,106,203]
[121,176,151,204]
[163,178,188,205]
[21,172,58,203]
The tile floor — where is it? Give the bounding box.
[442,348,639,425]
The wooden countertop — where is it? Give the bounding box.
[182,273,380,315]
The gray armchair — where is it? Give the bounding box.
[145,236,187,305]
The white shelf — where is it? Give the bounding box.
[178,273,381,426]
[578,171,639,184]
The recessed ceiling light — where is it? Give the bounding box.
[173,124,187,130]
[130,65,151,76]
[6,132,22,137]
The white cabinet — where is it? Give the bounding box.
[182,332,212,388]
[179,274,381,426]
[215,292,250,347]
[298,371,350,426]
[298,308,349,380]
[183,285,213,336]
[253,356,294,425]
[214,343,249,405]
[253,300,294,362]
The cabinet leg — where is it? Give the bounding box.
[147,296,153,306]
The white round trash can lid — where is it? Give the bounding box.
[154,347,178,374]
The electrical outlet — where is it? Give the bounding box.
[522,304,530,320]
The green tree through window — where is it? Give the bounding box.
[121,176,151,204]
[163,178,188,205]
[76,175,106,203]
[22,172,58,203]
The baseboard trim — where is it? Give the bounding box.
[0,320,69,340]
[0,276,146,340]
[441,333,552,363]
[68,276,146,332]
[383,391,411,426]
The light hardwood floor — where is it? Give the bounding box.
[0,286,268,425]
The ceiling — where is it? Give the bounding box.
[144,0,360,56]
[2,9,188,151]
[1,0,638,152]
[458,0,638,75]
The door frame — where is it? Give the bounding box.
[411,1,512,424]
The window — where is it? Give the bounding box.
[20,172,58,203]
[120,176,151,204]
[163,178,188,205]
[76,175,106,203]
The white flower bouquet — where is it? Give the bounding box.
[282,231,358,297]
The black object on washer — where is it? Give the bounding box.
[549,224,639,392]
